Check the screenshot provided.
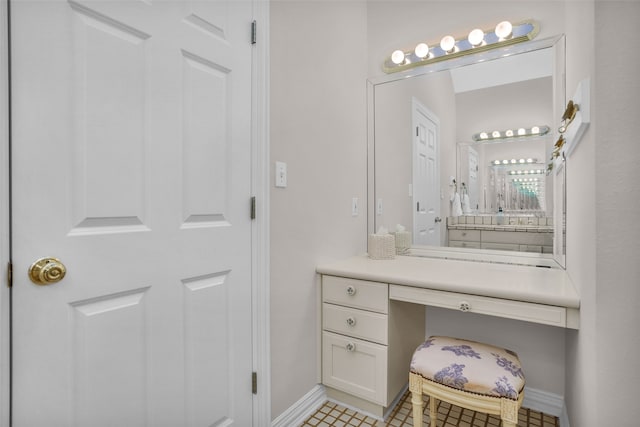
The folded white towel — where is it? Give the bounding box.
[451,192,463,217]
[462,193,471,214]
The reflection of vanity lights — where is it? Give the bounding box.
[473,125,550,142]
[509,169,544,175]
[492,158,537,166]
[384,19,539,73]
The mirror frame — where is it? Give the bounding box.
[367,35,566,268]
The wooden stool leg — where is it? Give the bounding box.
[429,396,438,427]
[409,373,424,427]
[501,398,518,427]
[411,390,423,427]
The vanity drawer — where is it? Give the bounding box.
[449,229,480,242]
[449,240,481,249]
[481,242,520,251]
[322,331,387,405]
[322,276,388,314]
[323,303,388,345]
[389,285,568,328]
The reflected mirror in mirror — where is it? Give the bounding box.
[369,36,565,266]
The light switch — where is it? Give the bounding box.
[352,198,359,216]
[275,161,287,188]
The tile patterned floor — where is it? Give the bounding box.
[301,390,558,427]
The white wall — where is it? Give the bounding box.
[269,1,368,419]
[564,1,640,425]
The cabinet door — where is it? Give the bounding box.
[322,332,387,405]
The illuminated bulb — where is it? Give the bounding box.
[495,21,513,40]
[480,132,489,139]
[526,158,534,163]
[531,126,540,134]
[440,35,456,53]
[492,130,501,138]
[502,160,509,165]
[391,50,405,65]
[494,160,501,165]
[468,29,485,47]
[517,128,526,136]
[517,170,523,174]
[530,170,535,174]
[414,43,430,59]
[510,159,517,164]
[505,129,514,137]
[519,159,525,163]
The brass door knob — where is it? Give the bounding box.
[29,257,66,285]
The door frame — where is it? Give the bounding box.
[0,1,271,425]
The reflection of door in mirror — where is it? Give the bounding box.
[412,98,440,246]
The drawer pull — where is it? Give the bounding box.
[346,285,357,296]
[346,317,357,327]
[345,342,356,352]
[459,301,471,312]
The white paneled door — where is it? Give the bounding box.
[412,98,440,246]
[11,1,254,426]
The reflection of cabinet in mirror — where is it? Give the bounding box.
[447,215,553,253]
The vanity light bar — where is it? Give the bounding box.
[473,125,550,142]
[383,19,540,74]
[509,169,545,175]
[492,158,538,166]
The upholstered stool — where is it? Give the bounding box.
[409,336,525,427]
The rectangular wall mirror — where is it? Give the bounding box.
[368,35,566,267]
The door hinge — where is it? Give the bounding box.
[250,196,256,220]
[252,371,258,394]
[251,20,257,45]
[7,262,12,288]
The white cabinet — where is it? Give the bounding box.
[448,228,553,253]
[321,275,424,413]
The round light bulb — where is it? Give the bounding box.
[414,43,430,59]
[505,129,514,137]
[468,29,485,47]
[494,160,501,165]
[492,131,501,138]
[480,132,488,139]
[440,35,456,53]
[517,128,526,136]
[502,160,509,165]
[510,159,517,164]
[526,158,534,163]
[391,50,405,65]
[519,158,525,163]
[531,126,540,134]
[495,21,513,39]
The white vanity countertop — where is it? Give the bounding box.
[317,254,580,309]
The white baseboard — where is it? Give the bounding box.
[559,404,571,427]
[273,384,569,427]
[271,384,326,427]
[523,386,564,418]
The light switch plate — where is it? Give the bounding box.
[275,161,287,188]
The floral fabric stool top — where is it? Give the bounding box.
[408,336,525,427]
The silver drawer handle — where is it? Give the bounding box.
[346,285,356,296]
[459,301,471,312]
[346,317,356,327]
[345,342,356,352]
